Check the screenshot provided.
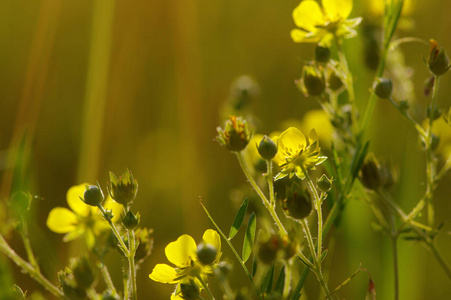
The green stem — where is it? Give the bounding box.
[196,274,215,300]
[100,263,118,296]
[127,229,137,300]
[437,154,451,181]
[20,219,40,272]
[200,202,263,300]
[0,234,64,298]
[97,204,130,257]
[283,259,293,299]
[387,96,427,139]
[425,76,440,227]
[267,160,275,206]
[391,235,399,300]
[236,152,287,236]
[300,220,331,299]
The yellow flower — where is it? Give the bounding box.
[46,184,123,248]
[291,0,361,46]
[149,229,221,299]
[273,127,327,180]
[367,0,415,17]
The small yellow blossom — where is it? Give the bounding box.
[46,184,123,248]
[291,0,361,46]
[149,229,221,299]
[273,127,327,180]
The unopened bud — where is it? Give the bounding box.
[108,169,138,206]
[196,242,217,265]
[317,174,332,192]
[122,211,140,230]
[428,39,450,76]
[283,187,312,220]
[180,280,200,300]
[373,78,393,99]
[216,116,252,152]
[257,136,278,160]
[72,257,94,290]
[315,46,330,63]
[81,184,104,207]
[299,64,325,96]
[360,154,383,190]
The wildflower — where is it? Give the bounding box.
[46,184,123,248]
[273,127,327,180]
[149,229,221,299]
[291,0,361,46]
[216,116,252,152]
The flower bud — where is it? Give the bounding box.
[108,169,138,206]
[373,78,393,99]
[299,64,325,96]
[59,271,87,300]
[327,68,344,91]
[315,46,330,63]
[257,136,278,160]
[81,184,104,207]
[180,280,200,300]
[316,174,332,192]
[283,186,312,220]
[360,154,383,190]
[428,40,450,76]
[427,105,442,122]
[122,211,140,230]
[72,257,94,290]
[196,242,217,265]
[257,235,279,264]
[216,116,252,152]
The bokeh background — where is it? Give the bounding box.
[1,0,451,299]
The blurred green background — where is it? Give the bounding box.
[1,0,451,299]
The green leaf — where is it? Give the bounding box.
[229,198,248,239]
[260,264,275,293]
[320,249,328,263]
[242,212,256,262]
[252,257,257,278]
[274,266,285,295]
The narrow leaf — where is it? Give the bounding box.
[260,264,275,293]
[242,212,256,262]
[229,198,248,239]
[252,256,258,278]
[274,266,285,295]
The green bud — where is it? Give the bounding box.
[257,235,279,264]
[299,64,325,96]
[428,40,450,76]
[216,116,252,152]
[196,242,217,265]
[257,136,278,160]
[315,46,330,63]
[283,187,312,220]
[180,280,200,300]
[431,134,440,152]
[327,68,344,91]
[10,191,32,219]
[72,257,94,290]
[81,184,104,207]
[108,169,138,206]
[316,174,332,192]
[373,78,393,99]
[360,154,383,190]
[59,271,87,300]
[398,100,409,112]
[122,211,140,230]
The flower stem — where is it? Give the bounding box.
[127,229,137,300]
[200,201,263,300]
[390,235,399,300]
[0,233,64,298]
[266,160,276,207]
[196,274,215,300]
[20,219,40,272]
[236,152,287,236]
[100,263,118,297]
[97,204,130,257]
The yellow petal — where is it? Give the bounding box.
[278,127,307,155]
[149,264,179,284]
[292,0,325,32]
[165,234,197,267]
[67,184,92,217]
[323,0,353,22]
[84,229,96,249]
[46,207,78,233]
[202,229,221,262]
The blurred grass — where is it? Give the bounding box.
[0,0,450,298]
